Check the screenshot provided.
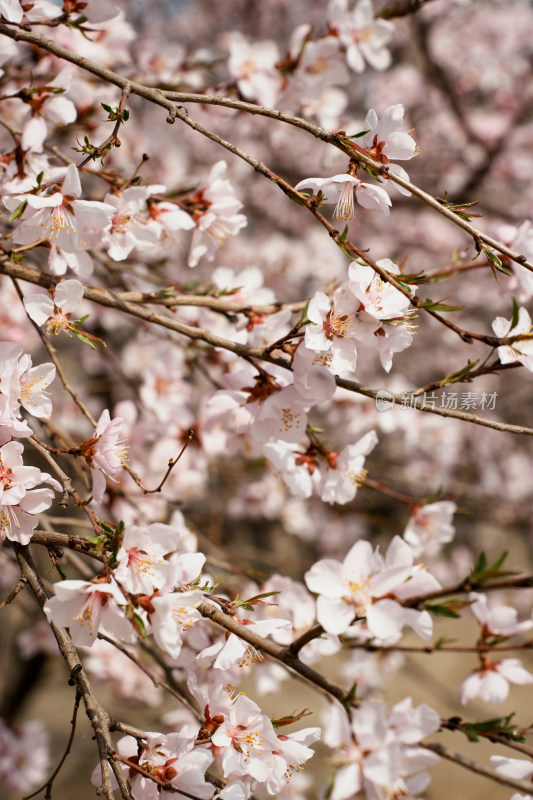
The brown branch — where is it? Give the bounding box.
[3,259,533,436]
[198,600,346,704]
[378,0,437,18]
[0,23,531,273]
[422,741,533,795]
[11,277,97,426]
[23,690,82,800]
[12,544,133,800]
[0,576,28,611]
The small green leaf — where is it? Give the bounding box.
[8,200,27,222]
[133,613,147,637]
[425,599,469,618]
[470,550,517,583]
[442,359,479,386]
[511,297,520,330]
[101,103,112,112]
[73,330,97,350]
[342,681,358,708]
[122,109,129,122]
[36,171,44,186]
[419,299,464,312]
[347,129,370,139]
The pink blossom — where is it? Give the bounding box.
[469,592,533,637]
[225,32,282,108]
[148,590,204,659]
[114,522,205,595]
[357,104,417,194]
[94,729,214,800]
[460,658,533,705]
[0,718,50,794]
[493,307,533,373]
[188,161,247,267]
[82,409,128,502]
[304,288,377,375]
[403,500,457,556]
[43,578,136,647]
[295,173,391,220]
[4,163,115,253]
[24,279,84,335]
[0,440,59,544]
[328,0,394,73]
[319,430,378,504]
[348,259,412,320]
[305,536,441,641]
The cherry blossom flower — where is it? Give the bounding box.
[0,342,56,431]
[469,592,533,638]
[323,698,439,800]
[114,522,206,595]
[225,32,283,108]
[348,259,412,320]
[0,440,60,544]
[403,500,457,556]
[81,409,129,502]
[198,617,291,671]
[0,718,50,794]
[148,590,204,659]
[295,173,391,220]
[264,430,377,506]
[304,287,378,375]
[0,0,23,23]
[211,355,333,446]
[4,163,115,253]
[94,728,214,800]
[24,279,84,336]
[319,430,378,504]
[102,185,161,260]
[491,755,533,787]
[493,306,533,373]
[328,0,394,73]
[460,657,533,705]
[209,691,285,782]
[43,578,136,647]
[19,69,77,154]
[305,536,441,642]
[187,161,247,267]
[82,639,162,707]
[357,104,417,194]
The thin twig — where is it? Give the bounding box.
[23,690,82,800]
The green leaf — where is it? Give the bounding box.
[460,714,525,744]
[36,171,44,186]
[8,200,27,222]
[347,129,370,139]
[511,297,520,330]
[122,109,129,122]
[470,550,517,583]
[133,613,147,638]
[342,681,358,708]
[419,299,464,312]
[339,225,348,243]
[482,246,511,277]
[73,330,97,350]
[434,637,456,650]
[425,599,469,618]
[101,103,112,112]
[361,164,382,182]
[441,359,479,386]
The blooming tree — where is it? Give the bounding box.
[1,2,533,800]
